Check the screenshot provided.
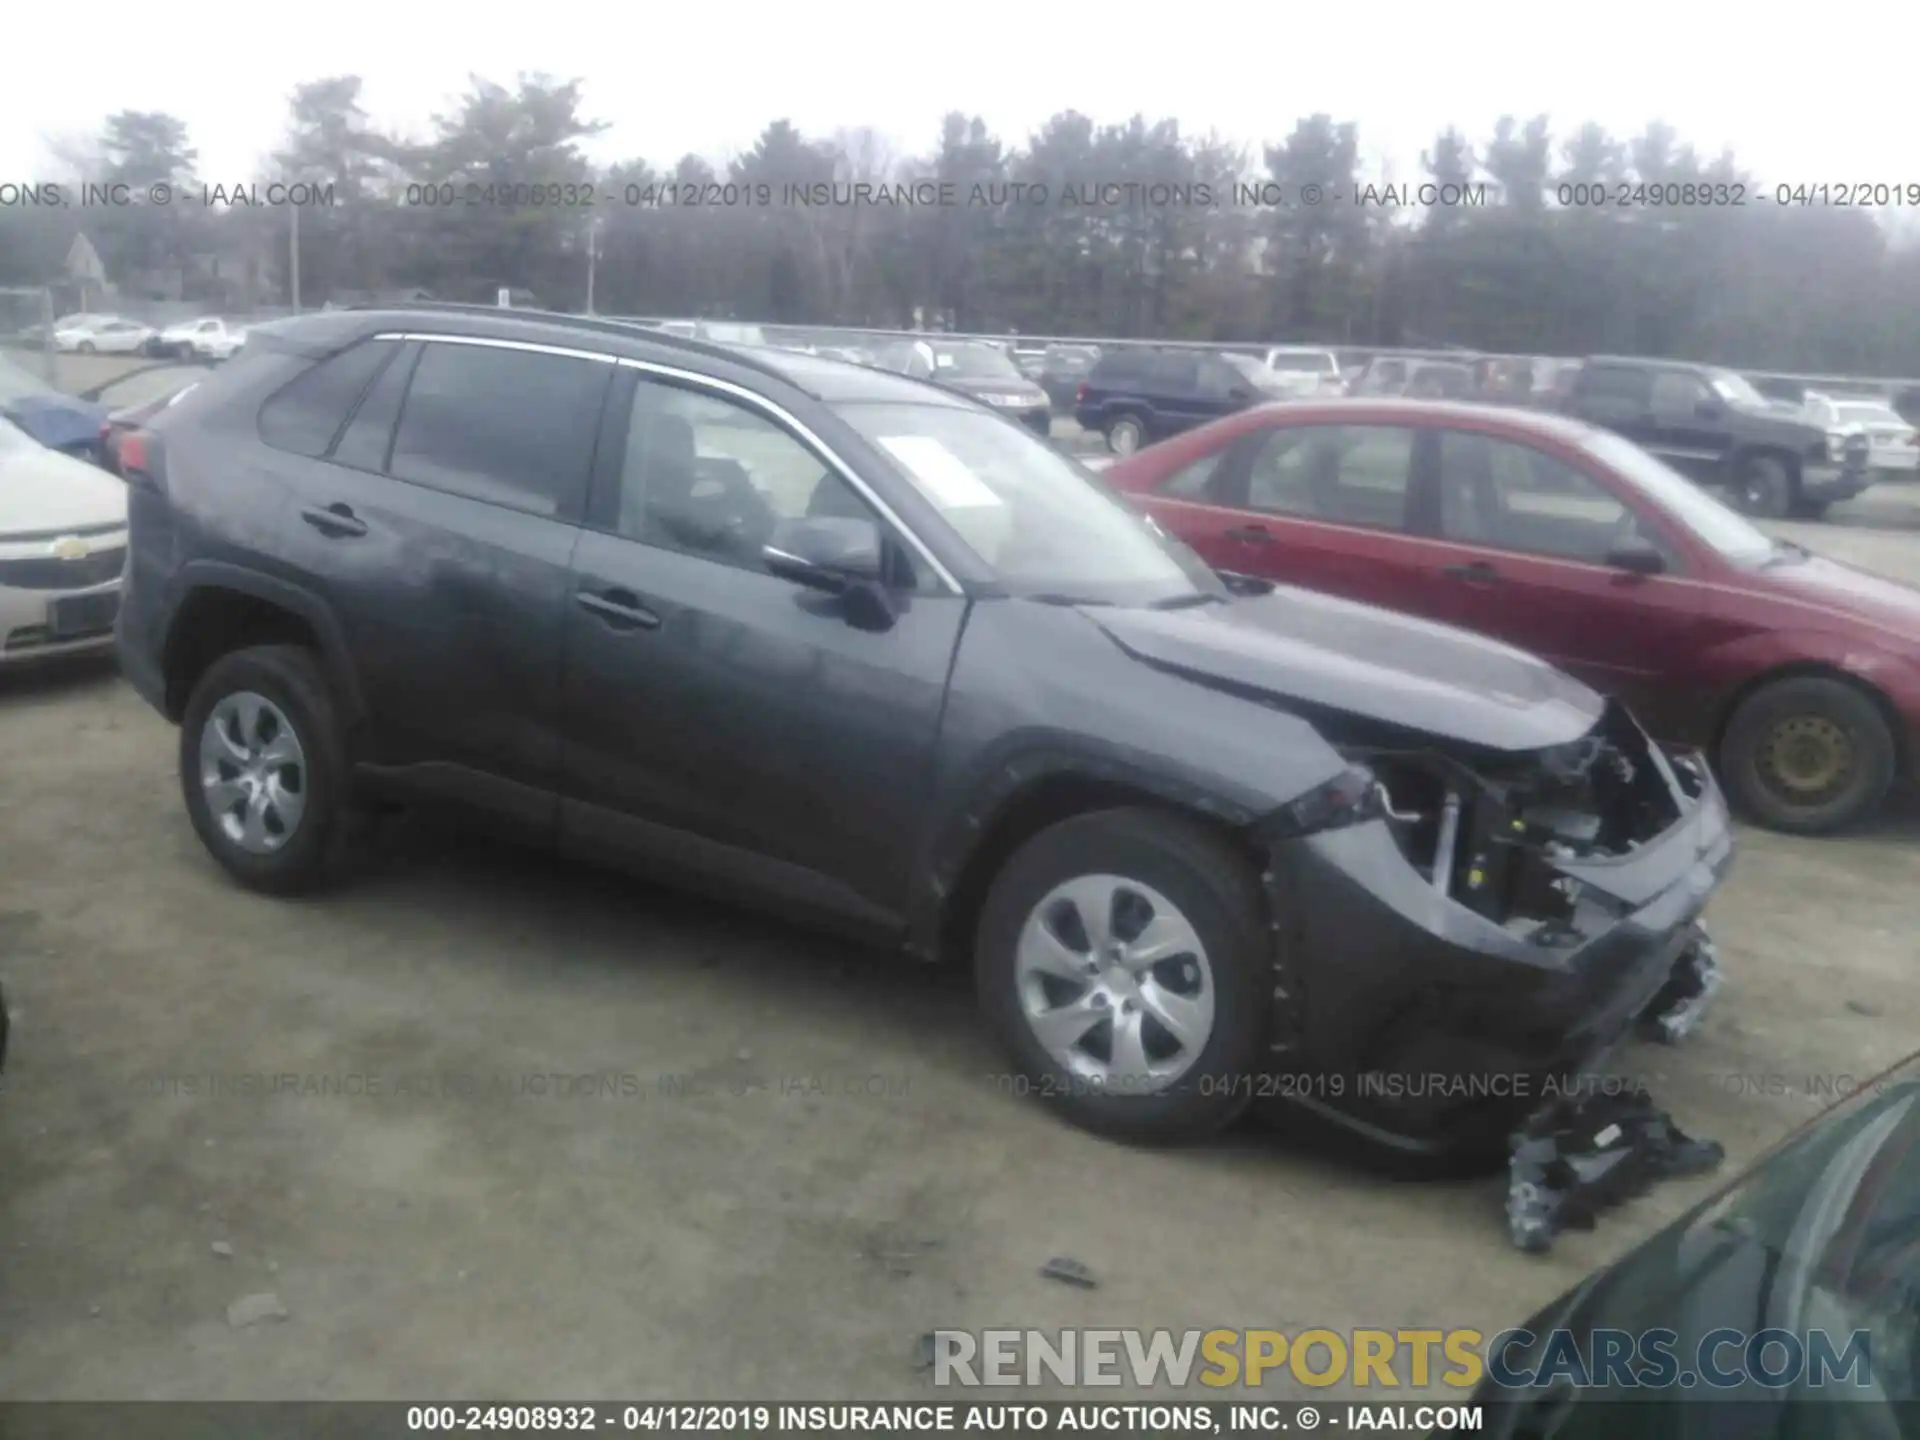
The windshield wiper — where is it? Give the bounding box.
[1147,591,1225,610]
[1025,593,1112,608]
[1763,539,1811,568]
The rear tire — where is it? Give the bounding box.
[1105,414,1147,456]
[1719,675,1896,834]
[974,806,1270,1144]
[77,341,96,354]
[178,644,366,894]
[1729,454,1794,519]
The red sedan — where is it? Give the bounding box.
[1103,399,1920,834]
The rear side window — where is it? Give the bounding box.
[257,340,397,457]
[1150,353,1199,389]
[1093,351,1148,381]
[387,341,610,517]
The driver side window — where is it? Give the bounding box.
[1436,431,1662,564]
[614,379,876,574]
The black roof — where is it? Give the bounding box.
[264,303,971,410]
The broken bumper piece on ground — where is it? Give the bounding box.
[1506,1081,1726,1253]
[1637,923,1723,1045]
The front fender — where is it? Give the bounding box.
[905,599,1350,955]
[1692,628,1920,746]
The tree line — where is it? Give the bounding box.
[5,75,1920,375]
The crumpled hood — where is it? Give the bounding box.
[1088,585,1605,752]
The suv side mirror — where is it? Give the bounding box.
[763,517,885,593]
[1694,398,1724,420]
[1226,385,1253,402]
[1604,539,1666,576]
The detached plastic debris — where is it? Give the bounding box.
[1638,922,1723,1045]
[1506,1082,1724,1253]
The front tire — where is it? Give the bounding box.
[974,807,1271,1144]
[1729,454,1794,519]
[1719,675,1896,834]
[178,644,363,894]
[77,341,96,354]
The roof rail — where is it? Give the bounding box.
[339,301,797,384]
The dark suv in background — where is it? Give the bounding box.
[1072,348,1286,455]
[1556,357,1872,519]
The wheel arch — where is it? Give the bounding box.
[1711,660,1909,779]
[914,765,1271,967]
[162,564,365,727]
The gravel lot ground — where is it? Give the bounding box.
[0,360,1916,1403]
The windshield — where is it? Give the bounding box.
[1267,351,1337,374]
[1583,429,1775,565]
[1708,370,1768,407]
[836,401,1217,604]
[930,345,1022,380]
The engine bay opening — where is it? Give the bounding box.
[1347,704,1688,940]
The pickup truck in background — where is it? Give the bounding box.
[1555,356,1872,520]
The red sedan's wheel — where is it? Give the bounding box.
[1720,676,1896,834]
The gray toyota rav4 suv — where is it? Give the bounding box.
[114,304,1732,1168]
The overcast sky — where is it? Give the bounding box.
[2,2,1905,186]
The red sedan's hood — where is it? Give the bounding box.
[1760,554,1920,638]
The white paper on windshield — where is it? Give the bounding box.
[934,352,955,368]
[878,436,1004,510]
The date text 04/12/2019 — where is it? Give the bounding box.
[402,1401,1485,1432]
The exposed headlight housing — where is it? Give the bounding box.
[1270,765,1384,837]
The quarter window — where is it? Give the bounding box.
[257,339,397,458]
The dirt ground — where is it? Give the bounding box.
[1,493,1918,1404]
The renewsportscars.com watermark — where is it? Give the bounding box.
[931,1328,1874,1391]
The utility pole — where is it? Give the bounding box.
[585,218,600,316]
[289,204,302,311]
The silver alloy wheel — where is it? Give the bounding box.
[198,691,308,854]
[1014,874,1216,1094]
[1108,419,1142,456]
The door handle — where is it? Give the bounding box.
[575,588,662,631]
[1224,523,1276,545]
[1441,560,1502,584]
[300,503,368,538]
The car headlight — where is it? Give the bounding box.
[1269,765,1384,838]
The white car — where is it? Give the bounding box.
[52,317,157,355]
[1804,392,1919,478]
[155,316,247,360]
[1259,346,1345,397]
[0,416,128,665]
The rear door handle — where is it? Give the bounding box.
[1224,524,1276,545]
[1441,560,1502,584]
[300,503,368,538]
[575,588,662,631]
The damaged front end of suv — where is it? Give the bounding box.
[1255,699,1734,1248]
